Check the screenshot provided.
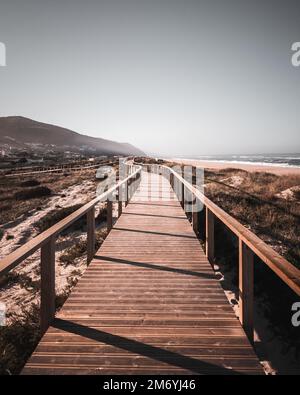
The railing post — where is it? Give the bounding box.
[192,195,198,234]
[87,206,95,263]
[206,207,215,263]
[170,173,174,189]
[181,183,185,210]
[40,236,56,334]
[159,169,162,200]
[118,186,122,218]
[192,166,196,184]
[125,180,129,206]
[107,197,113,231]
[239,239,254,343]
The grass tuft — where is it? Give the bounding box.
[14,186,52,200]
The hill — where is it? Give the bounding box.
[0,116,145,156]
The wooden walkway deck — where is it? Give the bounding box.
[22,172,263,375]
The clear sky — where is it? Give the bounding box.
[0,0,299,156]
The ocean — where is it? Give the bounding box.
[177,154,300,168]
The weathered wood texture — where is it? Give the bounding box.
[22,172,263,375]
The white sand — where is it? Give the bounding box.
[0,180,98,321]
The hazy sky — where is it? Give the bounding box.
[0,0,299,155]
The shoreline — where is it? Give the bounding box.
[172,158,300,176]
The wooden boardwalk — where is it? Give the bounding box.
[22,172,263,375]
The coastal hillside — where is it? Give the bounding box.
[0,116,145,156]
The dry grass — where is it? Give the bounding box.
[198,168,300,367]
[34,204,83,232]
[0,304,41,375]
[204,169,300,269]
[0,271,40,291]
[14,186,52,200]
[59,228,108,265]
[0,169,97,224]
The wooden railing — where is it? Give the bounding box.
[141,163,300,343]
[2,159,115,178]
[0,164,142,333]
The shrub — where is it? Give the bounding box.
[248,171,278,185]
[34,204,83,232]
[294,189,300,201]
[59,229,108,265]
[96,207,107,223]
[19,179,40,187]
[14,186,52,200]
[0,271,40,290]
[0,305,41,375]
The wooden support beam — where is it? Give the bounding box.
[107,199,113,231]
[125,181,129,207]
[118,187,122,218]
[192,196,198,234]
[170,173,174,190]
[87,206,95,263]
[206,207,215,263]
[239,239,254,343]
[40,236,55,334]
[192,166,196,184]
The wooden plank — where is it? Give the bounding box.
[22,171,263,375]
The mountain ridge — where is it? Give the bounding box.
[0,116,145,156]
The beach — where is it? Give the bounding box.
[172,158,300,176]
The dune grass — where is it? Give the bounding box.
[204,169,300,269]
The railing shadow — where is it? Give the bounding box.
[52,318,243,375]
[113,227,196,239]
[94,255,216,280]
[123,212,186,220]
[130,202,178,207]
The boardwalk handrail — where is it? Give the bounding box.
[0,163,142,332]
[141,162,300,342]
[1,159,114,178]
